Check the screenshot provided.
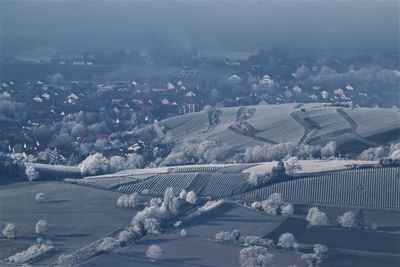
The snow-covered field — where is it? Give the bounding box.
[158,103,400,152]
[242,159,378,175]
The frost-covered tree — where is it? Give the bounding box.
[35,220,48,235]
[131,188,180,235]
[337,211,356,229]
[35,192,47,203]
[118,230,136,244]
[56,254,76,267]
[146,245,163,260]
[244,236,275,249]
[278,233,296,250]
[3,223,17,239]
[284,157,302,175]
[247,171,270,186]
[321,141,336,158]
[306,207,328,226]
[178,189,187,200]
[25,162,39,181]
[301,244,328,267]
[358,146,387,160]
[79,153,110,175]
[97,237,119,252]
[281,204,294,216]
[251,193,294,216]
[261,193,283,215]
[185,191,197,204]
[239,245,274,267]
[180,229,187,237]
[162,187,179,213]
[215,231,232,242]
[117,193,139,208]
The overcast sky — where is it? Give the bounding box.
[1,0,399,52]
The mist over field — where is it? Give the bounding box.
[0,1,399,267]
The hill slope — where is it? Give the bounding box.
[159,103,400,154]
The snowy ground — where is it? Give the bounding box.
[242,159,378,175]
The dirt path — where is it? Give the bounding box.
[290,111,319,145]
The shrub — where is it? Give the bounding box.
[231,229,242,243]
[146,245,163,260]
[3,223,17,239]
[35,192,47,203]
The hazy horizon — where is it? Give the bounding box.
[1,0,399,53]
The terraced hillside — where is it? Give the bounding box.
[64,160,396,210]
[240,167,400,209]
[159,103,400,154]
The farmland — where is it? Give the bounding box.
[0,181,136,265]
[159,103,400,154]
[81,235,303,267]
[1,164,399,266]
[240,167,400,209]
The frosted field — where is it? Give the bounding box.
[242,159,377,175]
[0,181,136,265]
[158,103,400,152]
[80,203,301,267]
[266,217,400,254]
[345,107,400,140]
[173,202,284,240]
[294,107,351,136]
[81,235,303,267]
